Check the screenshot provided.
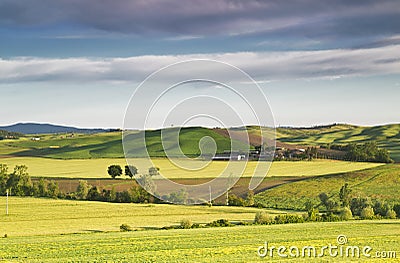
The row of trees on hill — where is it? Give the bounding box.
[309,183,399,220]
[0,164,60,198]
[107,165,159,179]
[324,142,393,163]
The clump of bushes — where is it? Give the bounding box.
[120,224,133,232]
[180,219,193,229]
[360,207,375,220]
[339,207,353,220]
[206,219,233,227]
[254,211,273,225]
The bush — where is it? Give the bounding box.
[228,194,246,207]
[386,209,397,219]
[120,224,133,232]
[254,211,273,225]
[393,204,400,219]
[360,207,375,219]
[180,219,193,229]
[274,214,305,224]
[340,207,353,220]
[206,219,232,227]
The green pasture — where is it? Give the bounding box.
[255,164,400,210]
[0,157,382,179]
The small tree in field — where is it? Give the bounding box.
[108,165,122,179]
[125,165,138,179]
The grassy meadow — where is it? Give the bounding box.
[277,124,400,162]
[0,197,284,237]
[0,157,382,179]
[255,164,400,210]
[0,125,399,262]
[0,205,398,262]
[1,124,399,161]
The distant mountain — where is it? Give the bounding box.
[0,123,109,135]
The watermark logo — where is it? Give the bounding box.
[257,234,397,259]
[122,59,275,204]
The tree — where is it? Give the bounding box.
[36,178,48,197]
[318,192,338,213]
[246,190,255,206]
[360,206,375,219]
[137,174,156,195]
[393,204,400,219]
[339,207,353,220]
[108,165,122,179]
[339,183,352,207]
[47,180,59,198]
[87,186,101,201]
[350,197,372,216]
[76,180,90,200]
[0,164,9,194]
[386,209,397,219]
[7,165,31,196]
[125,165,138,179]
[148,167,160,176]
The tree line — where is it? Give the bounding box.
[0,164,60,198]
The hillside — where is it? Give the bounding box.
[0,123,398,161]
[0,127,250,159]
[277,123,400,161]
[254,164,400,210]
[0,123,108,134]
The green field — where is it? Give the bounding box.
[255,164,400,210]
[1,124,399,161]
[0,127,250,159]
[0,157,382,179]
[0,197,398,262]
[277,124,400,162]
[0,197,279,236]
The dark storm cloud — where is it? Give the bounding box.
[0,0,399,40]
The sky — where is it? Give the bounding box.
[0,0,400,128]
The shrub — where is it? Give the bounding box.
[206,219,232,227]
[228,194,246,207]
[340,207,353,220]
[321,214,341,222]
[274,214,304,224]
[120,224,133,232]
[254,211,272,225]
[393,204,400,219]
[360,207,375,219]
[386,209,397,219]
[180,219,193,229]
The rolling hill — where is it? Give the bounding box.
[0,123,399,161]
[254,164,400,210]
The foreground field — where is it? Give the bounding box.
[0,157,382,179]
[0,197,283,237]
[0,217,398,262]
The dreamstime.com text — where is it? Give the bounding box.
[257,235,397,259]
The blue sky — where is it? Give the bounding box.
[1,0,400,128]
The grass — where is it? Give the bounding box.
[277,124,400,162]
[0,197,283,237]
[0,127,250,159]
[0,202,398,262]
[1,124,399,161]
[0,157,382,179]
[255,164,400,210]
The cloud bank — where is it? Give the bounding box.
[1,44,399,84]
[1,0,399,40]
